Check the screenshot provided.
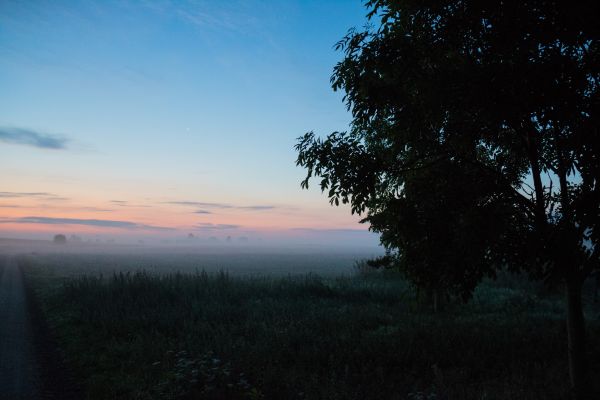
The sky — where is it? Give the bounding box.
[0,0,380,246]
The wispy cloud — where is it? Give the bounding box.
[78,207,115,212]
[178,9,236,31]
[1,216,173,231]
[110,200,151,208]
[165,201,233,209]
[172,2,262,35]
[195,223,241,230]
[194,210,212,214]
[0,192,53,198]
[41,196,70,201]
[0,203,112,212]
[165,201,276,211]
[0,192,68,201]
[0,127,68,149]
[238,205,275,211]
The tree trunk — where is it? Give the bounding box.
[566,278,589,398]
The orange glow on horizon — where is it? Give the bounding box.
[0,194,366,238]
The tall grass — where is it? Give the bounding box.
[21,255,600,399]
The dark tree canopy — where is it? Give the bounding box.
[296,0,599,297]
[296,2,598,394]
[53,234,67,244]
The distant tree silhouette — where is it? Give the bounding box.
[296,1,599,397]
[53,234,67,244]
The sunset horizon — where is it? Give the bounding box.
[1,1,377,246]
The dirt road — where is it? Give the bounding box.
[0,255,41,399]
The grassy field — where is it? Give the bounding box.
[19,252,600,399]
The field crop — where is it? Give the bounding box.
[20,252,600,399]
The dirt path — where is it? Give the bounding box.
[0,255,41,399]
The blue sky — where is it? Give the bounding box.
[0,0,380,246]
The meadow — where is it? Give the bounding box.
[19,250,600,399]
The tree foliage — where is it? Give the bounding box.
[296,1,599,394]
[296,0,599,299]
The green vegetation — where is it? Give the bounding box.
[21,254,600,399]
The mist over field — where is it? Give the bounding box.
[0,236,383,279]
[0,230,381,253]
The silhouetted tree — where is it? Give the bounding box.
[295,1,599,397]
[53,234,67,244]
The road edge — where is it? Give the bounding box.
[20,261,83,400]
